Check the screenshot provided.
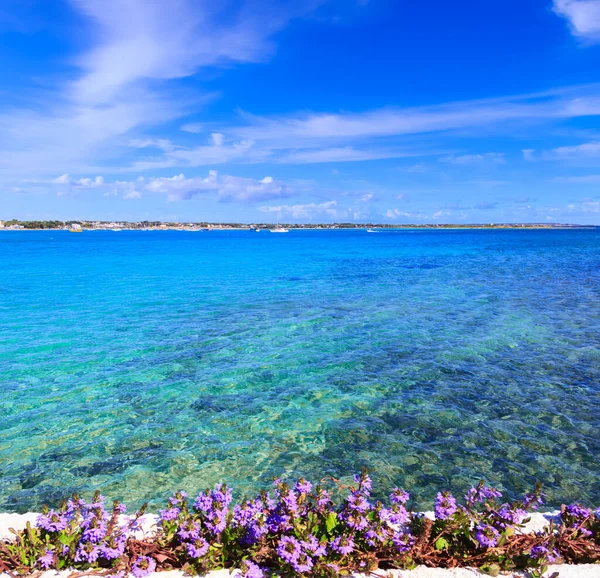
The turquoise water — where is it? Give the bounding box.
[1,229,600,512]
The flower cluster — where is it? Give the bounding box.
[1,474,599,577]
[2,490,148,576]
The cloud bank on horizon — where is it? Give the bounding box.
[1,0,600,223]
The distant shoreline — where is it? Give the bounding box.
[0,223,597,231]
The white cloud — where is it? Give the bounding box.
[385,208,422,219]
[385,208,456,221]
[547,141,600,159]
[144,171,218,200]
[218,174,290,202]
[122,86,594,168]
[26,170,293,203]
[554,174,600,182]
[129,138,178,152]
[259,201,339,219]
[276,146,414,164]
[181,123,203,133]
[441,152,505,165]
[360,193,374,202]
[211,133,224,147]
[0,0,322,177]
[553,0,600,42]
[522,148,535,160]
[399,163,428,173]
[233,87,600,147]
[568,200,600,212]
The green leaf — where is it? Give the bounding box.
[480,563,500,577]
[435,537,449,550]
[325,512,338,535]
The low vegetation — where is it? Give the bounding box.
[1,472,599,577]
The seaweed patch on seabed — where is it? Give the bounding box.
[2,471,599,578]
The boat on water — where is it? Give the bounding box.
[270,212,289,233]
[255,228,260,232]
[366,228,379,233]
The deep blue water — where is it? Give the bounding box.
[1,228,599,512]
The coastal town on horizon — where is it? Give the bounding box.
[0,219,597,231]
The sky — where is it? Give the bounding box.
[1,0,600,224]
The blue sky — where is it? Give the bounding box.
[1,0,600,223]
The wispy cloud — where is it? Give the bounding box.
[114,85,600,170]
[232,86,600,144]
[553,0,600,43]
[554,174,600,182]
[0,0,322,177]
[546,141,600,160]
[259,201,340,219]
[568,200,600,212]
[441,152,505,165]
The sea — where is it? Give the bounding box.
[1,228,599,512]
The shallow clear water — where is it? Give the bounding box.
[1,228,599,512]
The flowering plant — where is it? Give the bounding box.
[1,472,599,577]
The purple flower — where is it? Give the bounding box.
[37,510,68,532]
[205,504,228,535]
[67,497,86,516]
[131,555,156,578]
[434,492,457,520]
[99,539,126,561]
[159,507,181,522]
[303,535,327,557]
[330,535,354,555]
[531,546,560,563]
[364,528,386,546]
[346,491,370,512]
[390,488,410,505]
[168,491,188,506]
[354,472,372,495]
[343,512,369,530]
[281,489,299,514]
[316,489,331,508]
[177,520,200,541]
[465,484,502,505]
[494,505,527,529]
[475,524,500,548]
[75,542,100,563]
[393,533,414,554]
[291,552,314,573]
[212,484,233,507]
[381,506,409,526]
[82,521,107,543]
[37,549,54,570]
[276,536,302,564]
[523,491,544,510]
[238,560,264,578]
[565,504,592,521]
[194,491,212,512]
[115,503,127,514]
[294,479,313,495]
[186,538,209,558]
